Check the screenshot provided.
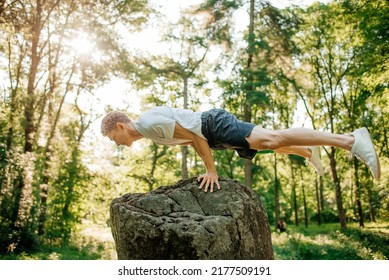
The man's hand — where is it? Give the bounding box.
[197,171,221,193]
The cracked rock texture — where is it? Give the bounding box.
[110,177,274,260]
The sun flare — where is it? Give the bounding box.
[70,33,95,55]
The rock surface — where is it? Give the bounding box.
[110,177,274,260]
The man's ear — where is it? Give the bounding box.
[116,122,125,130]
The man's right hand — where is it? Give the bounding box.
[197,171,221,193]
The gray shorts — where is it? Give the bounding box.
[201,109,257,159]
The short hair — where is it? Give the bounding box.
[101,111,131,136]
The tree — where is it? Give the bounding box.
[0,0,152,250]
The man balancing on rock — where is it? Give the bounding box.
[101,106,381,192]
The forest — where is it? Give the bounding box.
[0,0,388,260]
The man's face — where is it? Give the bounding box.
[106,123,133,147]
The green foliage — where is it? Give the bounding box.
[194,0,241,46]
[311,210,339,223]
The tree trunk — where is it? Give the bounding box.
[301,170,308,228]
[319,176,325,211]
[274,154,280,230]
[6,66,21,151]
[367,187,376,222]
[328,148,347,230]
[243,0,255,188]
[244,159,253,187]
[314,176,322,225]
[24,0,43,153]
[181,146,189,179]
[291,163,299,226]
[13,0,43,235]
[353,158,364,227]
[224,151,235,179]
[149,144,159,191]
[181,77,189,179]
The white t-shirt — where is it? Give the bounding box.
[133,106,205,145]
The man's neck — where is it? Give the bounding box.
[128,121,144,141]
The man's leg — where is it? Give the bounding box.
[274,146,324,176]
[246,126,354,151]
[273,146,311,158]
[246,126,380,179]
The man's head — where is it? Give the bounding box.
[101,111,133,146]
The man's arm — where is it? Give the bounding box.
[173,124,220,192]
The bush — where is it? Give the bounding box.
[311,210,339,223]
[0,226,40,254]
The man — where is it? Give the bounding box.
[101,106,381,192]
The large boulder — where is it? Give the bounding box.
[110,177,274,260]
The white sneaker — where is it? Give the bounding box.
[307,146,324,176]
[350,127,381,180]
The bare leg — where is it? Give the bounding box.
[246,126,354,151]
[274,145,324,175]
[246,126,380,180]
[274,146,311,158]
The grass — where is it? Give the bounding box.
[1,243,106,260]
[272,222,389,260]
[1,222,388,260]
